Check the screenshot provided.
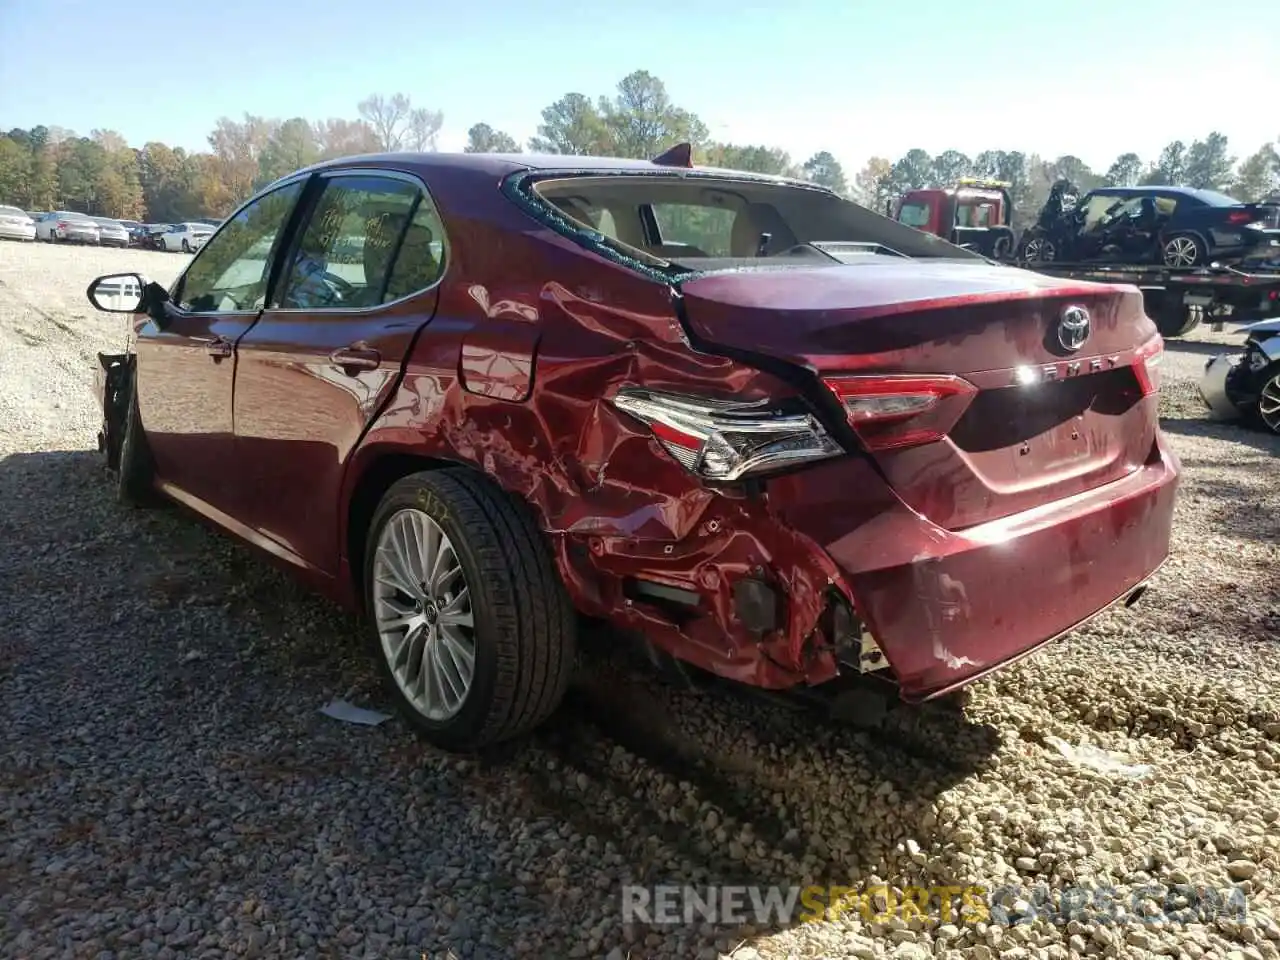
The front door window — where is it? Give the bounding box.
[177,181,304,313]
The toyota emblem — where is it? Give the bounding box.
[1057,305,1091,352]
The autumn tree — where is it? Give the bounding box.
[852,156,894,212]
[357,93,443,152]
[314,118,382,159]
[0,138,34,206]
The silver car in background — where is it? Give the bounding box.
[89,216,130,248]
[34,211,101,244]
[0,205,36,241]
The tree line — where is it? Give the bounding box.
[1,69,1277,225]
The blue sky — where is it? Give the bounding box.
[1,0,1275,176]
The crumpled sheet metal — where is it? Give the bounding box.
[347,215,850,687]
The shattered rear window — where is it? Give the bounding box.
[526,173,977,275]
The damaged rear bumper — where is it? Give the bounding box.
[811,434,1180,699]
[570,432,1179,701]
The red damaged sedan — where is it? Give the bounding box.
[86,146,1178,751]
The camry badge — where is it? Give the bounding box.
[1057,305,1091,352]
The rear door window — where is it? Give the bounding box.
[277,174,435,310]
[651,203,736,257]
[382,189,447,302]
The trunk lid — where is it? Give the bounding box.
[678,260,1160,530]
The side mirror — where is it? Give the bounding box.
[86,272,146,313]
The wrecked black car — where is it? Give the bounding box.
[1019,185,1280,267]
[1199,317,1280,435]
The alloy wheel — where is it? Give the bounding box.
[1163,236,1200,267]
[1024,237,1054,261]
[1260,374,1280,434]
[371,508,476,721]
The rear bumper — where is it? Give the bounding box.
[0,224,35,240]
[1198,354,1244,420]
[826,434,1179,699]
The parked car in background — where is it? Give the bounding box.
[159,221,215,253]
[89,216,131,248]
[82,149,1178,752]
[140,224,170,250]
[34,211,101,244]
[123,222,151,246]
[0,204,37,241]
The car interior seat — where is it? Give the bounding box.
[729,202,798,257]
[359,211,440,304]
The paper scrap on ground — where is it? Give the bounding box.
[1046,735,1152,778]
[320,699,392,727]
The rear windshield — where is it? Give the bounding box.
[0,205,26,217]
[1191,189,1242,207]
[527,173,980,272]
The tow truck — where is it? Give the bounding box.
[890,182,1280,337]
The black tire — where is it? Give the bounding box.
[363,469,577,751]
[182,239,191,253]
[116,371,158,507]
[1150,293,1203,338]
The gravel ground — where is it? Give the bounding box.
[1,240,1278,960]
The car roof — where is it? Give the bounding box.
[285,151,821,190]
[1090,185,1224,201]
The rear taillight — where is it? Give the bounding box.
[1133,337,1163,396]
[610,388,842,481]
[56,220,69,228]
[821,374,977,451]
[1226,210,1257,225]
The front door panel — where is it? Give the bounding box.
[230,171,447,575]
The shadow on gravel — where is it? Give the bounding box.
[1,447,1002,957]
[1161,414,1280,456]
[1164,338,1237,360]
[498,625,1003,947]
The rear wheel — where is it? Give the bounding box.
[1162,233,1205,267]
[1146,293,1203,343]
[364,469,577,752]
[1021,236,1055,262]
[181,239,191,253]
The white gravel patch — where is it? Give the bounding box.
[1,241,1278,960]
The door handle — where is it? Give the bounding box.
[330,345,381,375]
[190,335,232,360]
